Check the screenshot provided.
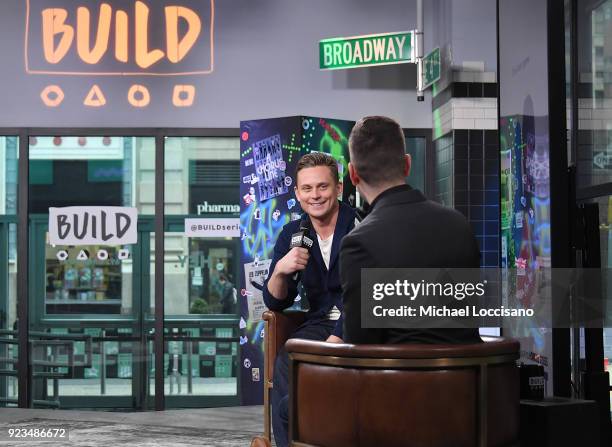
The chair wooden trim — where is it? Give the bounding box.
[251,310,307,446]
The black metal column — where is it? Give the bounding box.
[154,134,165,411]
[17,132,30,407]
[548,0,572,398]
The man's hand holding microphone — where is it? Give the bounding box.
[276,247,310,279]
[266,219,313,301]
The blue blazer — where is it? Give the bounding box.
[263,201,356,337]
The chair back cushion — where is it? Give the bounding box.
[289,338,519,447]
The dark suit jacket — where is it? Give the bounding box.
[263,201,356,337]
[340,185,482,344]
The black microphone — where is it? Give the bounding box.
[289,217,313,281]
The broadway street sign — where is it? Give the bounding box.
[319,31,414,70]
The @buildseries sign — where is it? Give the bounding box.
[184,218,240,237]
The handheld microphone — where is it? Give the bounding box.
[289,217,313,281]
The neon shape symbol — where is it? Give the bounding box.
[172,84,195,107]
[127,84,150,107]
[40,85,65,106]
[83,84,107,107]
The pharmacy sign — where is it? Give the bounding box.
[319,31,414,70]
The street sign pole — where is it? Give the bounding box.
[318,13,436,102]
[416,0,424,100]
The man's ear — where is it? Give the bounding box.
[348,162,360,186]
[404,154,412,178]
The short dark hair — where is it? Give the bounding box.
[348,116,406,186]
[295,152,339,184]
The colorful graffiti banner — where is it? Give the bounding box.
[500,114,553,391]
[238,116,354,405]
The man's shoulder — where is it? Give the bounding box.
[272,219,300,247]
[416,199,472,227]
[343,216,377,246]
[281,218,301,233]
[376,195,468,223]
[351,196,471,240]
[338,200,357,218]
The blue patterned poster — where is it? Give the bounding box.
[253,134,288,201]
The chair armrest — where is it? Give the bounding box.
[263,310,307,382]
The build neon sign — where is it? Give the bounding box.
[25,0,215,108]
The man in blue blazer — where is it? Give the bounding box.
[263,152,356,447]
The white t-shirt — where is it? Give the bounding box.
[317,233,333,269]
[318,233,341,321]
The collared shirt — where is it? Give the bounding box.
[368,183,413,212]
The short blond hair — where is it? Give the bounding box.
[295,152,339,184]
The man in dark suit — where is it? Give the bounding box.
[263,152,355,447]
[340,116,482,344]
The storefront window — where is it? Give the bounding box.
[406,136,426,192]
[164,137,240,317]
[162,136,240,404]
[28,136,155,408]
[575,0,612,188]
[0,136,18,406]
[588,195,612,412]
[29,137,153,317]
[161,137,240,408]
[571,0,612,416]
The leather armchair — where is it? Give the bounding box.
[286,336,520,447]
[251,310,307,447]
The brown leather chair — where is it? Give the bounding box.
[251,310,307,447]
[285,337,520,447]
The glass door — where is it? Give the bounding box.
[568,0,612,420]
[161,136,241,408]
[159,222,240,408]
[27,135,155,409]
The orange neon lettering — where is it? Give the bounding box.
[128,84,151,107]
[172,85,195,107]
[83,84,107,107]
[135,1,164,69]
[41,8,74,64]
[115,10,128,62]
[40,85,65,107]
[77,4,112,64]
[165,6,202,63]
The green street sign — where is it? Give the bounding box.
[422,47,441,89]
[319,31,414,70]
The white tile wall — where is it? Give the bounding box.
[432,70,498,138]
[462,61,486,72]
[453,70,496,83]
[438,97,498,133]
[434,101,453,138]
[452,118,475,129]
